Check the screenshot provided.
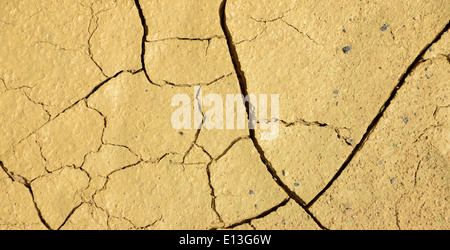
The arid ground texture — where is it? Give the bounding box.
[0,0,449,230]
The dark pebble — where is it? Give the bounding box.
[390,177,396,184]
[380,24,389,31]
[342,46,352,54]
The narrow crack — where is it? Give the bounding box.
[203,135,253,224]
[205,160,223,224]
[214,198,291,230]
[146,35,225,43]
[413,158,424,188]
[181,129,202,165]
[24,180,53,230]
[280,119,354,147]
[0,161,15,182]
[394,193,407,230]
[164,73,233,88]
[214,136,250,162]
[34,139,51,173]
[0,78,7,90]
[187,96,224,223]
[57,202,84,230]
[136,216,163,230]
[219,0,328,230]
[306,20,450,209]
[0,161,53,230]
[133,0,161,87]
[281,20,320,45]
[87,4,108,78]
[1,82,51,121]
[179,86,225,223]
[194,143,213,161]
[250,9,293,23]
[31,41,73,52]
[104,143,143,161]
[16,69,129,147]
[21,91,51,121]
[99,151,175,193]
[77,101,109,170]
[236,26,268,45]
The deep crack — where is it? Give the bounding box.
[306,19,450,209]
[219,0,328,230]
[133,0,161,87]
[215,198,291,230]
[0,161,53,230]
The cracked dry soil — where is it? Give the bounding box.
[0,0,449,230]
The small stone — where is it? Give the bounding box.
[390,177,396,184]
[249,190,255,195]
[343,29,347,33]
[333,90,339,94]
[403,117,409,124]
[282,170,289,176]
[380,24,389,31]
[379,160,383,165]
[342,46,352,54]
[294,182,300,187]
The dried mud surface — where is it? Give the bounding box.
[0,0,449,230]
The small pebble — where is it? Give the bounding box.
[390,177,396,184]
[333,90,339,94]
[178,131,184,135]
[342,46,352,54]
[294,182,300,187]
[343,29,347,33]
[403,117,409,124]
[380,24,389,31]
[282,170,289,176]
[379,160,383,165]
[425,75,430,79]
[249,190,255,195]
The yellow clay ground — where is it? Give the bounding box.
[0,0,448,230]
